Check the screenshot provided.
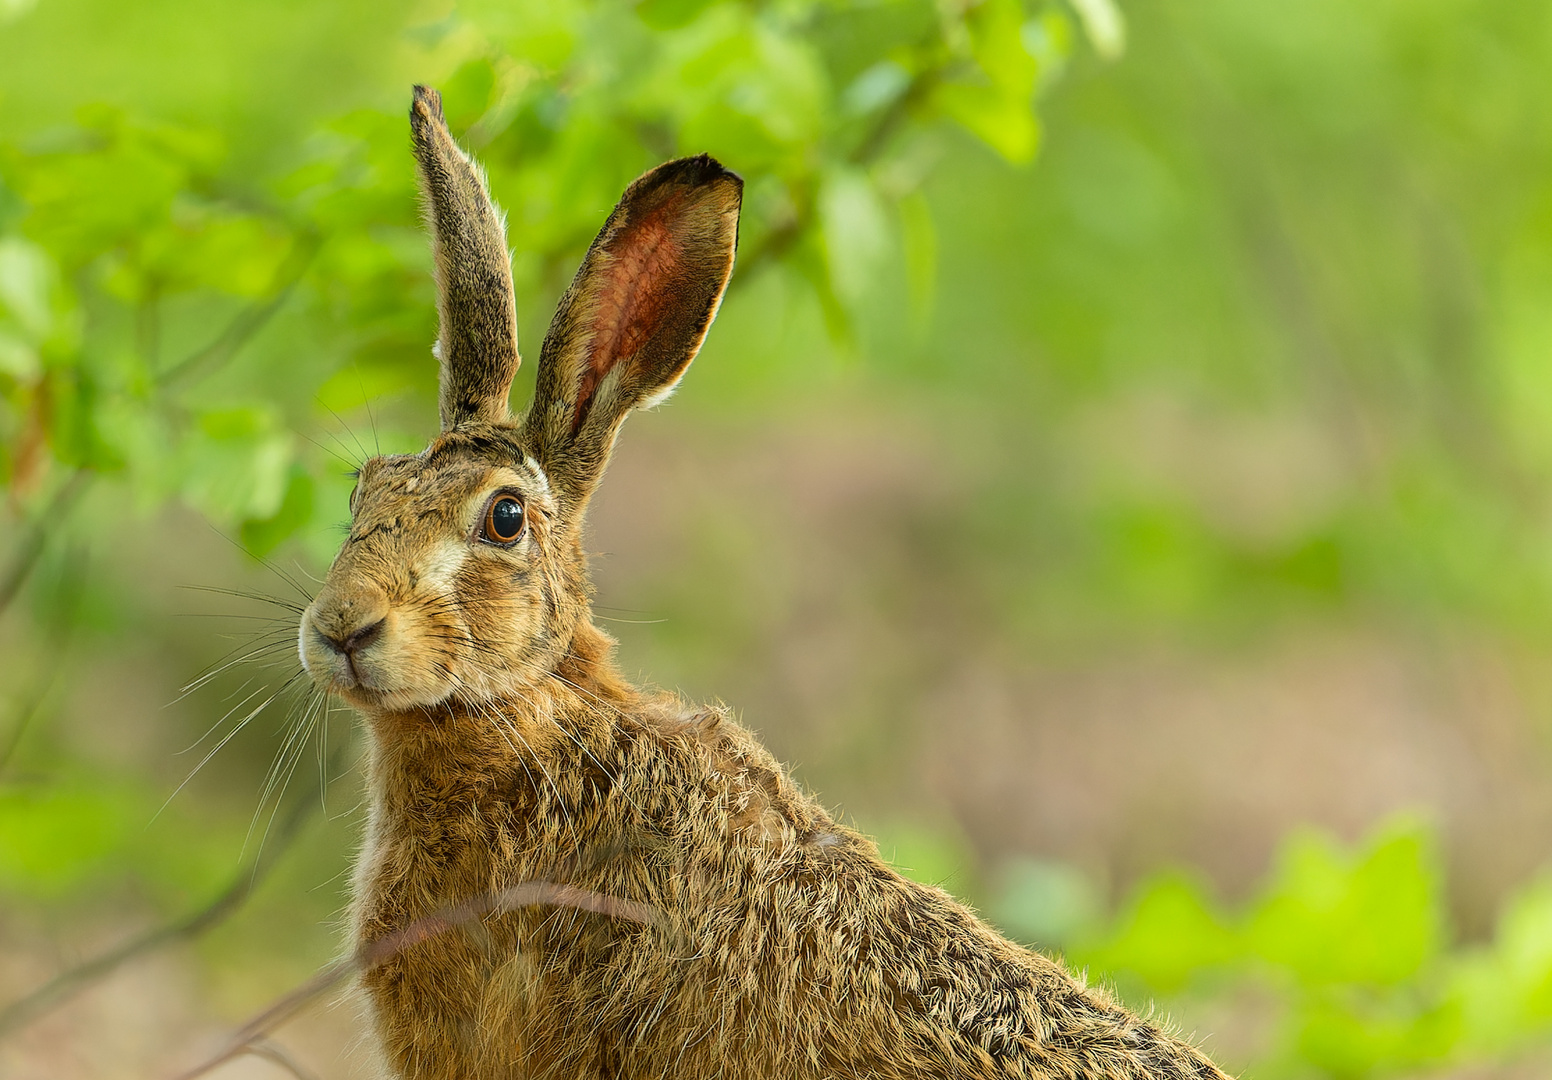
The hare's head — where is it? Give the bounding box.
[299,86,742,713]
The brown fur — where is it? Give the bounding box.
[298,87,1235,1080]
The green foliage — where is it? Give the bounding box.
[0,770,236,906]
[1010,821,1552,1077]
[0,0,1078,557]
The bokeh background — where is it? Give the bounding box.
[4,0,1552,1076]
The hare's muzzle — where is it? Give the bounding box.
[300,585,391,697]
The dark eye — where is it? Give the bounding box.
[482,494,525,545]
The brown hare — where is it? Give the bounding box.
[298,85,1233,1080]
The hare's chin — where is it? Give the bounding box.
[321,677,452,714]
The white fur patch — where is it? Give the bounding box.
[638,380,680,411]
[417,538,468,594]
[297,613,312,674]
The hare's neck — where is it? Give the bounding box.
[354,691,621,934]
[366,688,615,804]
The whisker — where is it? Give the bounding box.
[200,526,317,607]
[353,364,382,458]
[316,399,371,466]
[155,672,307,822]
[246,686,325,861]
[174,677,265,754]
[176,634,300,702]
[297,429,362,474]
[178,584,307,614]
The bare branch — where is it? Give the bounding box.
[729,62,942,291]
[0,755,327,1037]
[156,234,318,390]
[0,469,93,618]
[243,1038,323,1080]
[171,882,659,1080]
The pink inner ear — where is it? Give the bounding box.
[573,194,688,430]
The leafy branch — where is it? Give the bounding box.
[0,232,317,619]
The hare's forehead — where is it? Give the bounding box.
[356,451,553,513]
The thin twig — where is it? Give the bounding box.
[157,233,319,390]
[0,469,93,618]
[0,749,332,1037]
[243,1037,323,1080]
[848,65,941,167]
[171,882,659,1080]
[0,678,51,779]
[0,555,83,779]
[730,62,943,291]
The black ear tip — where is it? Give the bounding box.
[687,153,743,190]
[410,84,446,129]
[649,153,742,194]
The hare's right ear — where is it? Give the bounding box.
[521,155,741,507]
[410,85,521,431]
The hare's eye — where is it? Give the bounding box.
[482,494,525,545]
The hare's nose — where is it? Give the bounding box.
[318,617,386,657]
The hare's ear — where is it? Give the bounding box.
[522,155,741,502]
[410,85,521,430]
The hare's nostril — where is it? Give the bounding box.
[318,617,387,657]
[343,618,386,654]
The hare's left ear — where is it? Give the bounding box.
[522,155,742,504]
[410,85,521,430]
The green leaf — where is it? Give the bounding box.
[930,0,1042,163]
[932,82,1040,163]
[636,0,718,32]
[0,235,75,379]
[241,464,315,557]
[0,236,56,343]
[965,0,1038,98]
[1067,0,1126,60]
[1248,820,1443,988]
[1078,871,1239,993]
[182,405,294,524]
[1451,875,1552,1053]
[818,168,889,309]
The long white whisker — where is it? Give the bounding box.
[155,673,305,822]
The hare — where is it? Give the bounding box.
[297,85,1233,1080]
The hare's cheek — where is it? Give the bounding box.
[413,539,471,598]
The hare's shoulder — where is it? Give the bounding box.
[603,699,836,847]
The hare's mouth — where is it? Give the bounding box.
[300,609,393,698]
[301,612,470,715]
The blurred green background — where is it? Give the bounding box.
[4,0,1552,1076]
